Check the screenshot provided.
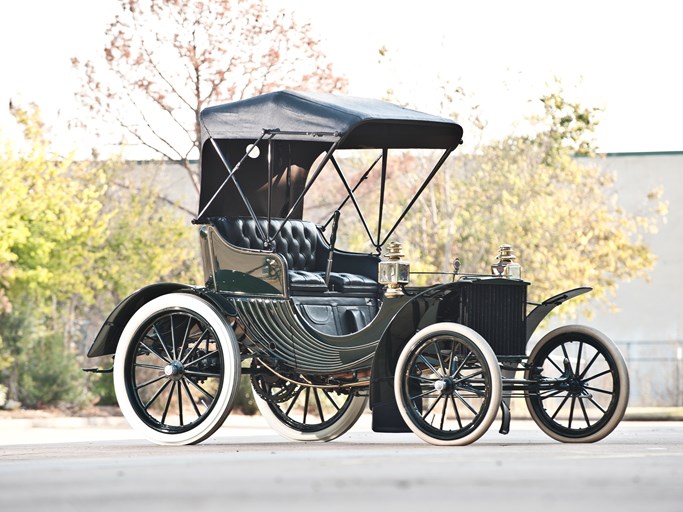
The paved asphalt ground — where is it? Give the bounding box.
[1,413,682,512]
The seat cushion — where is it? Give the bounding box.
[288,270,328,294]
[328,272,379,294]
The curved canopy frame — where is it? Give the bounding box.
[196,91,464,252]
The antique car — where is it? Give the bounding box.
[87,91,629,446]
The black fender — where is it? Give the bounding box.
[87,283,236,358]
[369,281,471,432]
[525,287,592,342]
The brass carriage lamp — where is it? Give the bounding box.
[379,242,410,298]
[491,244,522,280]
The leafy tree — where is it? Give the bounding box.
[72,0,348,203]
[390,91,666,310]
[0,105,200,408]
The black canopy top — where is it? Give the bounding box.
[197,91,463,225]
[199,90,463,149]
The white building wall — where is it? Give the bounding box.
[561,152,683,406]
[574,152,683,342]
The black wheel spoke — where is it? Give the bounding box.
[410,388,439,401]
[178,316,192,362]
[302,388,310,424]
[450,394,463,429]
[587,395,608,414]
[134,362,165,371]
[139,341,170,364]
[568,396,576,429]
[419,354,442,378]
[153,325,173,361]
[452,389,478,415]
[584,385,614,395]
[434,341,447,378]
[144,379,172,409]
[322,389,341,411]
[439,392,448,430]
[579,397,591,427]
[560,343,572,374]
[550,393,571,420]
[136,374,167,391]
[575,341,584,376]
[313,388,325,423]
[185,376,215,401]
[579,351,601,379]
[409,375,439,384]
[161,381,176,424]
[184,350,219,368]
[170,314,177,360]
[582,368,612,383]
[450,349,472,379]
[285,387,304,416]
[421,393,443,420]
[177,379,184,426]
[540,389,567,400]
[453,369,483,385]
[180,328,210,364]
[547,357,564,375]
[181,378,202,417]
[184,370,221,378]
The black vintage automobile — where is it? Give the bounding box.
[87,91,629,446]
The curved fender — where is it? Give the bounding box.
[87,283,235,358]
[369,282,470,432]
[525,287,592,342]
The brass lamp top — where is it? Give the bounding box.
[385,241,405,259]
[496,244,517,263]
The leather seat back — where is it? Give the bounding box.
[209,217,322,272]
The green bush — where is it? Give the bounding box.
[17,334,91,409]
[89,370,118,406]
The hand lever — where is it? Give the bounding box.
[325,210,340,288]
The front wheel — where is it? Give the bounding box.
[394,323,502,446]
[113,293,241,445]
[525,325,629,443]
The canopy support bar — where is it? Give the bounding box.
[195,133,268,223]
[264,139,342,246]
[330,155,378,251]
[377,148,388,245]
[380,146,455,247]
[323,153,382,230]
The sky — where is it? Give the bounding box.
[1,0,682,155]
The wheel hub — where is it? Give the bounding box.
[163,360,184,381]
[434,378,453,394]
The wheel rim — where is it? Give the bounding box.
[252,368,357,433]
[124,309,224,434]
[399,333,496,441]
[527,333,622,438]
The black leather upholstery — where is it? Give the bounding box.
[328,272,378,293]
[210,217,320,271]
[209,216,379,296]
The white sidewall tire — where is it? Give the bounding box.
[394,322,502,446]
[525,325,629,443]
[113,293,241,446]
[254,388,368,442]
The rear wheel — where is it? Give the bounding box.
[113,293,241,445]
[394,323,502,446]
[251,363,367,442]
[525,325,629,443]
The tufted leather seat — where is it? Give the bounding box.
[209,216,379,296]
